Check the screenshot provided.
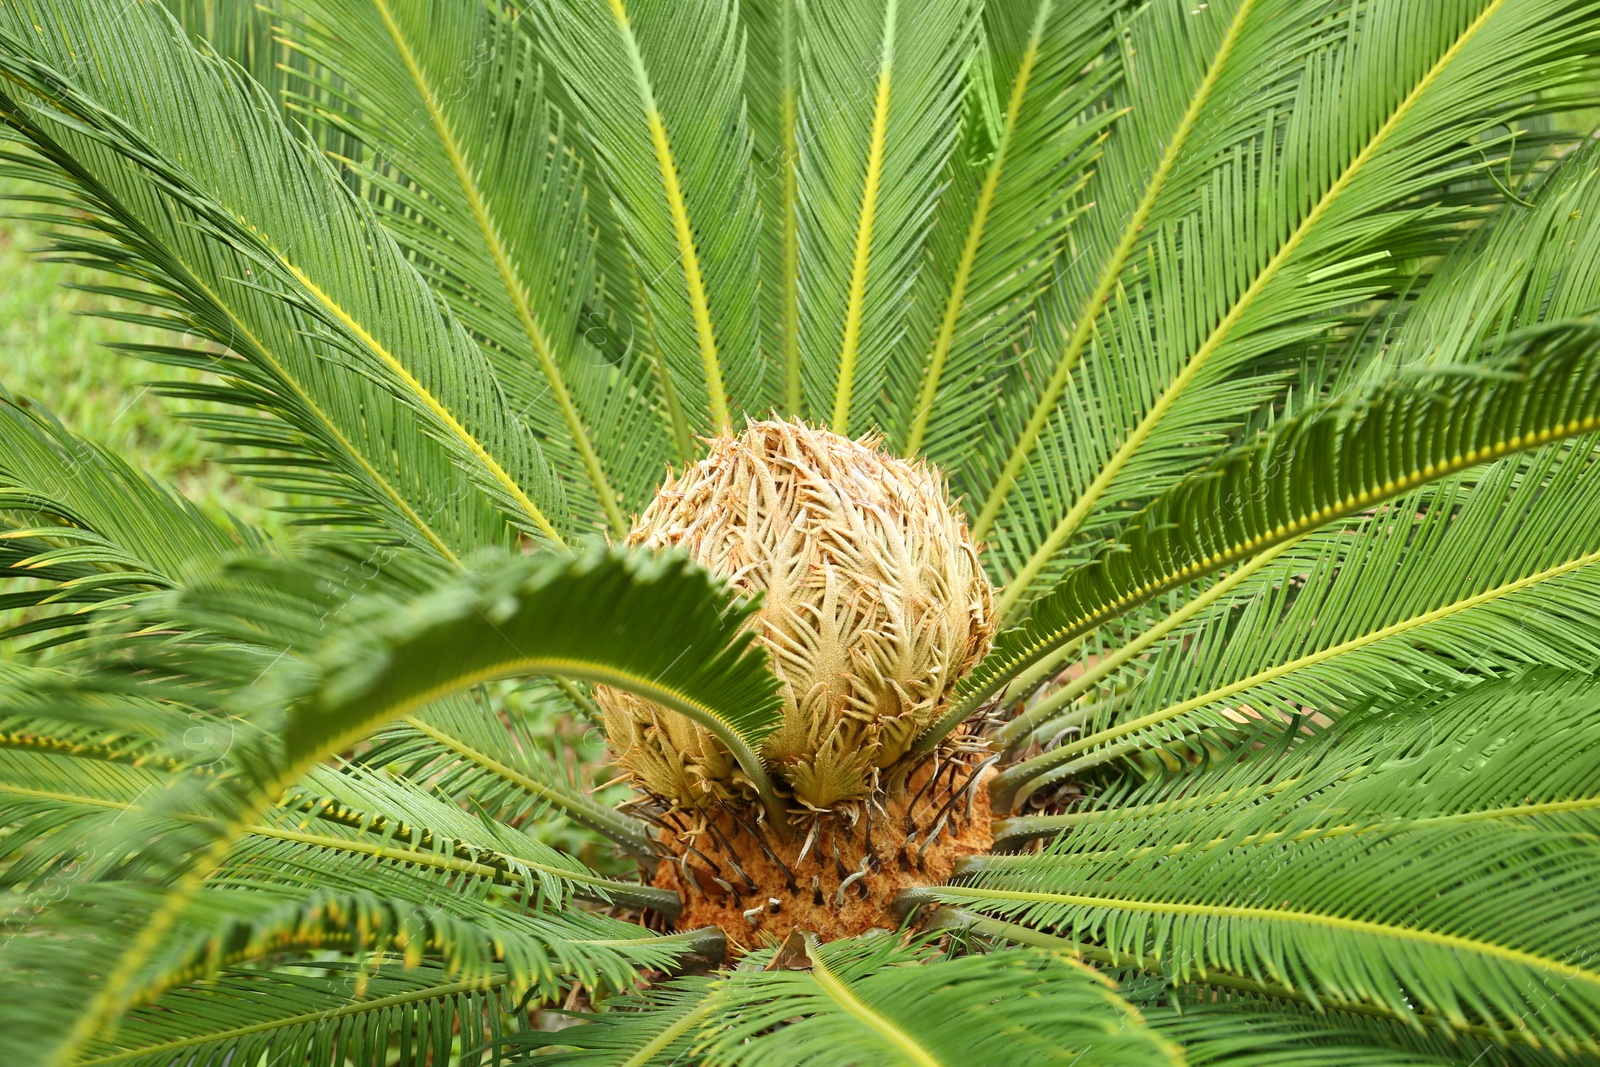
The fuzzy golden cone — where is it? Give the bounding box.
[595,419,995,816]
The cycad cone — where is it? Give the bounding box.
[596,420,995,818]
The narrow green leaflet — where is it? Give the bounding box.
[979,0,1600,613]
[937,670,1600,1054]
[358,694,659,858]
[74,965,521,1067]
[740,0,805,417]
[993,442,1600,802]
[1143,994,1573,1067]
[283,0,667,532]
[0,393,253,646]
[885,0,1124,461]
[1342,128,1600,390]
[272,763,674,914]
[524,939,1178,1066]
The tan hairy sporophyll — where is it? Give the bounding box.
[594,420,996,941]
[597,419,995,815]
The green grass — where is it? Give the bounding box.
[0,180,283,534]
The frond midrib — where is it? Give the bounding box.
[400,713,655,857]
[953,378,1600,740]
[934,909,1579,1051]
[279,260,564,545]
[75,974,514,1066]
[831,0,898,434]
[315,652,784,825]
[903,0,1049,458]
[607,0,731,432]
[970,0,1260,542]
[805,937,943,1067]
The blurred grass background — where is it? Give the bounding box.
[0,174,284,536]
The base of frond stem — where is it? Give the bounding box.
[647,750,995,952]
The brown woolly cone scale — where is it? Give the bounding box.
[594,419,996,818]
[654,754,997,949]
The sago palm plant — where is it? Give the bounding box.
[4,0,1600,1062]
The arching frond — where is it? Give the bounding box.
[288,546,784,818]
[934,670,1600,1054]
[77,964,523,1067]
[935,321,1600,747]
[359,691,657,859]
[281,0,670,533]
[520,940,1178,1067]
[0,0,568,552]
[794,0,981,434]
[532,0,765,433]
[887,0,1125,461]
[1141,991,1571,1067]
[976,0,1600,608]
[0,393,254,648]
[267,762,674,914]
[993,440,1600,803]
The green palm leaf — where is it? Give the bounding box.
[931,320,1600,749]
[930,670,1600,1053]
[992,441,1600,803]
[358,693,658,859]
[0,392,252,647]
[532,0,765,433]
[77,965,521,1067]
[0,0,569,551]
[281,0,664,533]
[523,939,1178,1066]
[977,0,1600,612]
[291,546,784,817]
[887,0,1124,461]
[794,0,980,433]
[1142,994,1570,1066]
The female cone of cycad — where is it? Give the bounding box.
[594,419,996,820]
[595,422,992,940]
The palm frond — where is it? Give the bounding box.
[270,762,674,915]
[0,541,777,1060]
[741,0,804,418]
[288,546,784,819]
[532,0,765,433]
[282,0,668,534]
[0,0,570,552]
[0,392,253,647]
[887,0,1124,461]
[993,439,1600,802]
[794,0,980,434]
[932,670,1600,1054]
[974,0,1600,609]
[1341,131,1600,391]
[931,320,1600,750]
[521,939,1178,1066]
[993,665,1600,852]
[359,691,657,858]
[1141,987,1571,1066]
[78,964,522,1067]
